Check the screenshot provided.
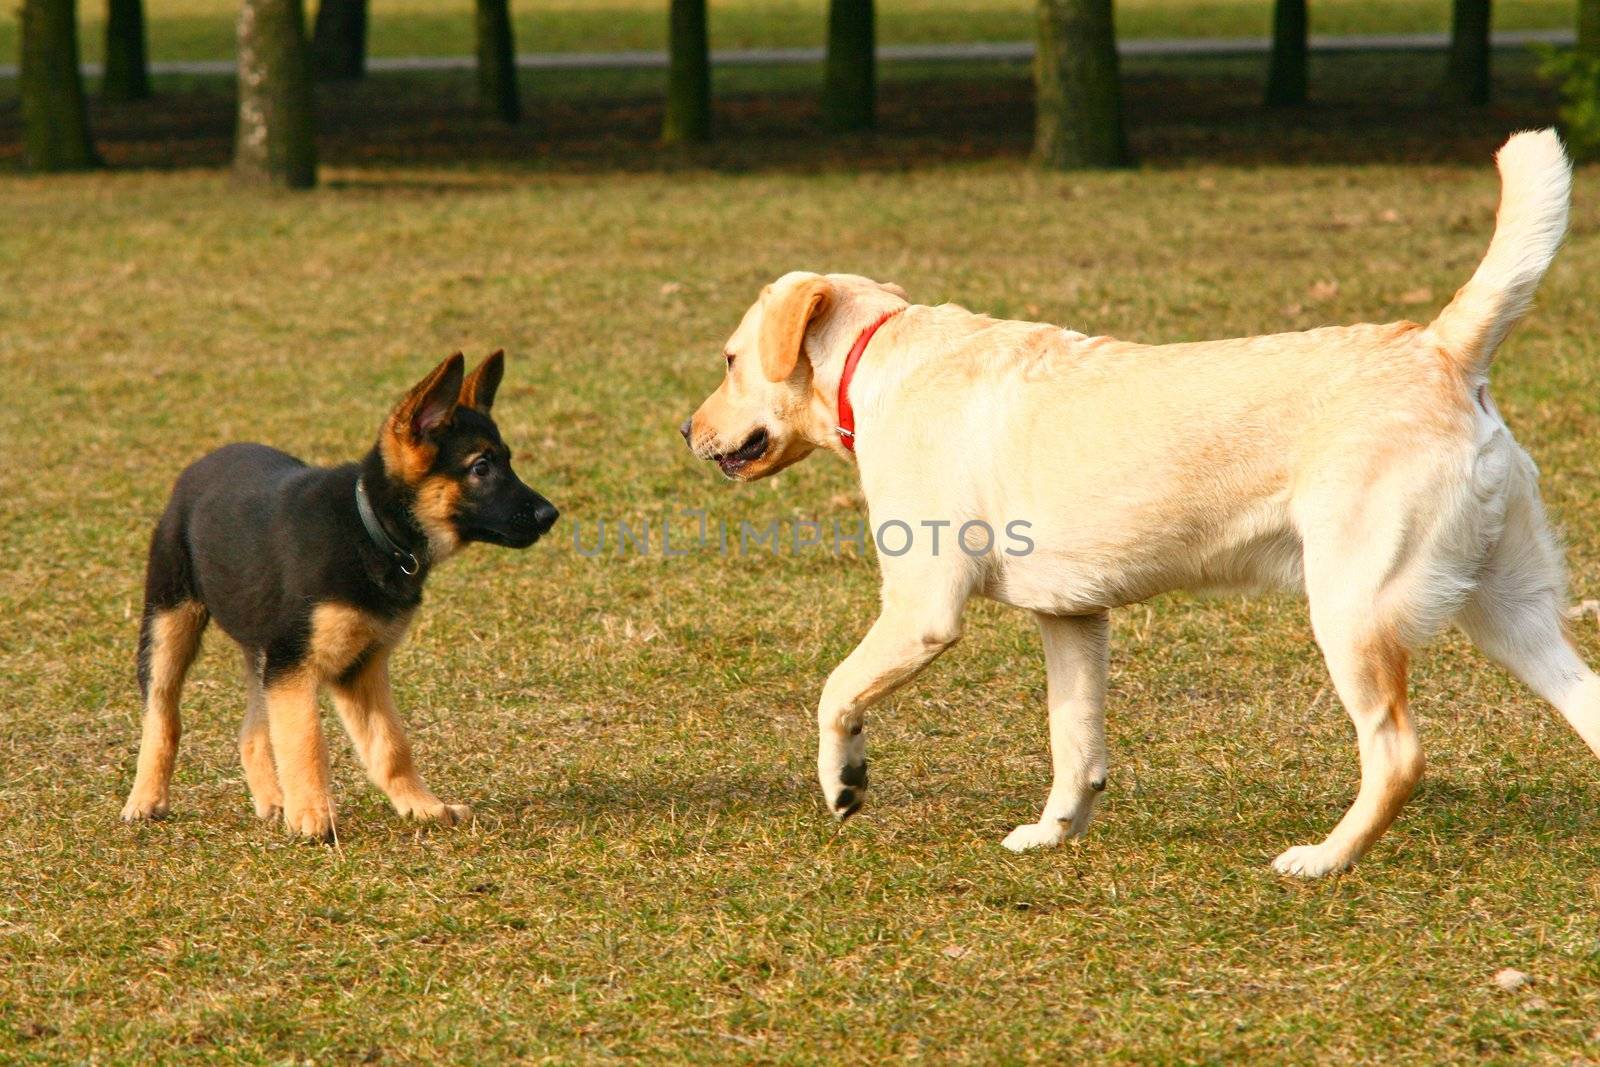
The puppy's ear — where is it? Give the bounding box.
[878,281,909,300]
[393,353,465,441]
[459,350,505,414]
[759,275,833,382]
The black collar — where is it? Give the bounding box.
[355,478,424,576]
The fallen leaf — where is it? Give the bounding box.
[1399,286,1434,305]
[1282,302,1304,318]
[1493,967,1530,992]
[1307,279,1340,303]
[624,619,662,643]
[942,945,969,959]
[659,281,684,297]
[599,616,665,644]
[1380,208,1401,223]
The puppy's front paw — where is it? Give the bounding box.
[423,801,472,827]
[394,794,473,827]
[120,793,169,822]
[252,798,284,822]
[1272,843,1354,878]
[1002,821,1071,853]
[249,782,285,821]
[284,800,336,842]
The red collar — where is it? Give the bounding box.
[835,309,902,452]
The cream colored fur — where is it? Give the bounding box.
[686,129,1592,877]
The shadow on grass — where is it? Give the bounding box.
[475,755,1600,851]
[0,50,1565,179]
[1410,773,1600,837]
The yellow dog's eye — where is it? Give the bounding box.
[724,352,735,368]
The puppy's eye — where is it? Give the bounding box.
[724,352,736,369]
[470,456,492,478]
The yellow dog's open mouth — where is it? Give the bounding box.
[714,428,769,476]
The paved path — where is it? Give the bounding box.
[0,29,1575,79]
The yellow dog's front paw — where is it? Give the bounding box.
[1002,821,1070,853]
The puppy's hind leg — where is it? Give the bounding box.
[1003,612,1109,852]
[238,648,284,820]
[122,601,208,821]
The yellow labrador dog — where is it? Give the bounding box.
[683,130,1592,876]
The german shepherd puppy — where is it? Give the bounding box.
[120,352,558,839]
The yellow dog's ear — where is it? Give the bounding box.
[878,281,908,300]
[759,275,834,382]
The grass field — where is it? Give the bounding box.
[0,0,1581,69]
[4,48,1600,1065]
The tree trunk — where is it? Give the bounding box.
[1033,0,1126,168]
[1580,0,1599,57]
[20,0,99,170]
[235,0,317,188]
[475,0,520,122]
[823,0,874,131]
[103,0,151,100]
[312,0,366,80]
[1444,0,1491,104]
[1264,0,1306,106]
[663,0,710,142]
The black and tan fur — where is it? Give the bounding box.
[121,352,558,839]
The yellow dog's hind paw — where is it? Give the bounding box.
[1272,843,1356,878]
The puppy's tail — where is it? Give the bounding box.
[1428,129,1570,378]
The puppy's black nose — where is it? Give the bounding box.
[679,417,693,443]
[533,500,559,534]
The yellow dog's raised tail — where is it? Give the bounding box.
[1430,129,1571,378]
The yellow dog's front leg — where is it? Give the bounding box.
[816,583,968,820]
